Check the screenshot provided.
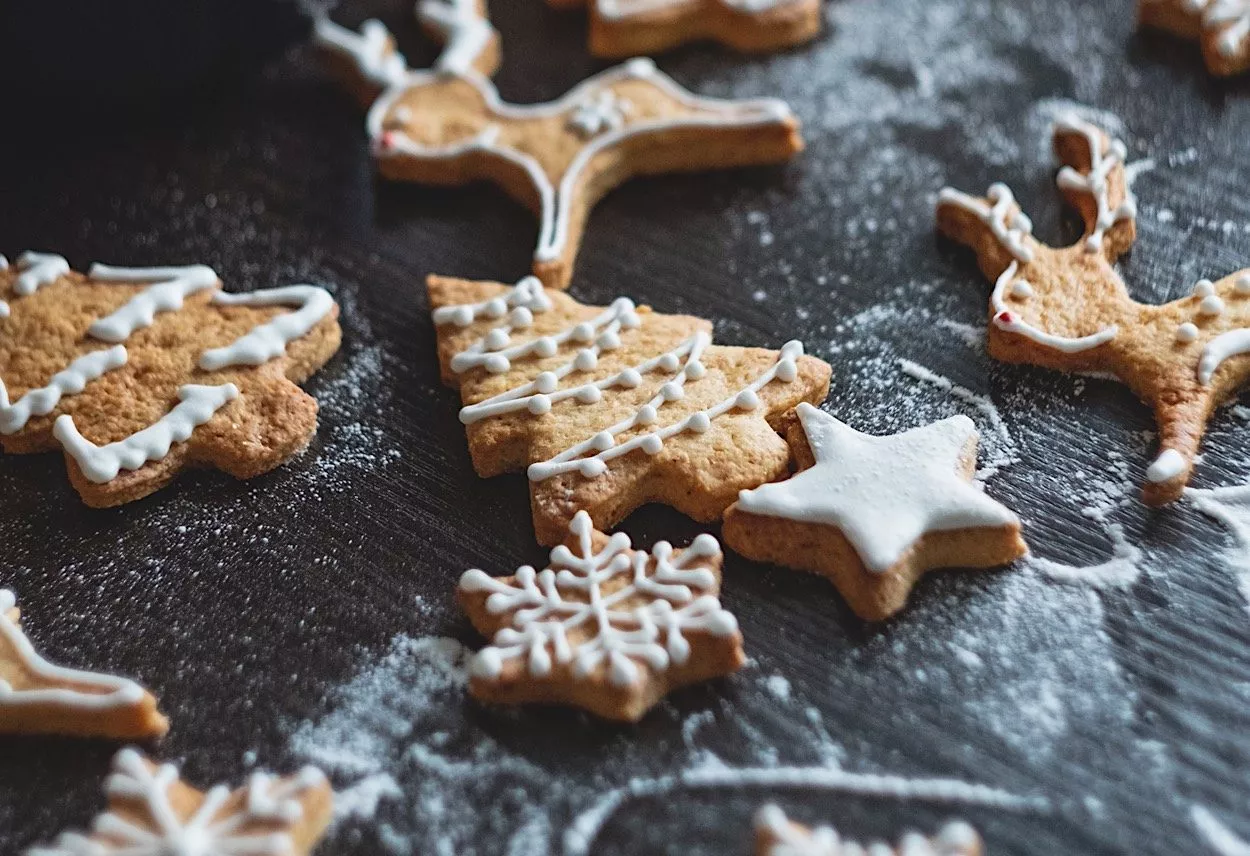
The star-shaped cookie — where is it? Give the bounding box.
[1138,0,1250,76]
[722,404,1027,621]
[0,589,167,740]
[30,749,332,856]
[754,805,983,856]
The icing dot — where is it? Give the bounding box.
[1200,295,1225,316]
[597,331,621,350]
[528,395,552,415]
[576,386,602,404]
[1010,279,1034,299]
[1236,274,1250,295]
[620,311,641,330]
[1176,322,1199,343]
[579,458,608,477]
[687,412,711,433]
[637,404,659,425]
[534,372,559,393]
[735,390,760,411]
[776,360,797,383]
[534,337,558,357]
[660,381,684,402]
[451,306,474,326]
[484,297,508,318]
[640,434,663,455]
[484,354,510,373]
[659,353,680,372]
[571,322,595,342]
[1194,279,1216,298]
[615,368,642,388]
[685,361,706,380]
[592,431,614,451]
[484,328,510,349]
[509,307,533,328]
[574,349,597,371]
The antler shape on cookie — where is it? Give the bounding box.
[1139,0,1250,76]
[937,116,1250,504]
[0,254,341,506]
[314,1,802,290]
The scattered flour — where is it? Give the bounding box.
[1188,484,1250,611]
[1029,523,1143,590]
[1193,805,1250,856]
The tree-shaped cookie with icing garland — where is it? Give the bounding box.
[459,510,742,721]
[314,0,803,290]
[29,749,332,856]
[936,116,1250,505]
[722,404,1027,621]
[0,589,167,740]
[754,805,983,856]
[1138,0,1250,76]
[0,252,340,507]
[429,274,831,545]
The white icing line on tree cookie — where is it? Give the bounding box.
[432,275,553,328]
[29,748,328,856]
[991,261,1119,352]
[1053,114,1137,254]
[0,589,147,714]
[754,804,980,856]
[459,510,734,687]
[86,263,219,343]
[568,91,633,139]
[312,17,409,88]
[1199,328,1250,384]
[936,184,1035,263]
[0,346,128,435]
[367,57,794,265]
[53,383,239,483]
[198,285,336,370]
[417,0,494,76]
[735,404,1019,573]
[14,251,70,296]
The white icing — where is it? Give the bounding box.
[1177,322,1200,343]
[1199,327,1250,384]
[28,748,327,856]
[568,91,633,139]
[417,0,494,76]
[312,17,409,88]
[459,510,734,688]
[1009,279,1034,299]
[0,589,147,715]
[198,285,336,370]
[0,346,128,436]
[936,184,1035,263]
[53,383,239,483]
[0,254,7,319]
[735,404,1019,574]
[86,263,219,343]
[991,261,1118,353]
[432,275,553,328]
[14,251,70,296]
[1146,447,1187,483]
[1205,0,1250,58]
[1236,273,1250,295]
[1053,114,1137,254]
[1201,294,1226,316]
[595,0,800,20]
[366,57,795,266]
[754,805,981,856]
[1191,805,1250,856]
[1195,278,1217,298]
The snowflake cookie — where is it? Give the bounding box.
[428,275,831,545]
[550,0,822,59]
[937,115,1250,505]
[0,589,166,740]
[29,749,333,856]
[722,404,1027,621]
[754,805,982,856]
[1139,0,1250,76]
[0,253,341,506]
[313,0,803,289]
[458,510,743,720]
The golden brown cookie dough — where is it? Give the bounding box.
[428,274,831,545]
[937,116,1250,504]
[1138,0,1250,76]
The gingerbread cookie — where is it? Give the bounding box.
[1138,0,1250,76]
[458,510,742,720]
[314,3,803,290]
[0,252,341,507]
[554,0,822,59]
[722,405,1027,621]
[937,115,1250,505]
[754,805,982,856]
[429,275,831,545]
[0,589,167,740]
[29,749,332,856]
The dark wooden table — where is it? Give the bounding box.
[3,1,1249,853]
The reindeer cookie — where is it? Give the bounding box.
[429,275,830,544]
[0,252,341,506]
[1138,0,1250,76]
[551,0,822,58]
[754,805,982,856]
[30,749,332,856]
[0,589,167,740]
[937,116,1250,505]
[314,0,803,290]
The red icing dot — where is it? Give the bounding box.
[380,131,396,149]
[996,310,1014,324]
